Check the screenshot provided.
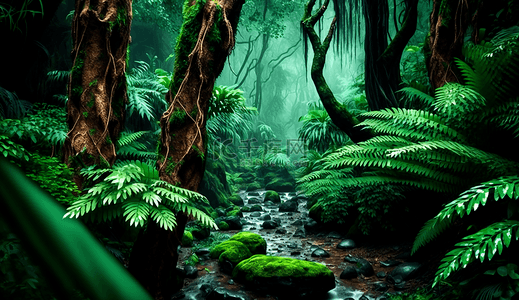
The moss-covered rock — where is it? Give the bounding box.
[182,231,193,247]
[218,221,230,230]
[229,232,267,255]
[210,240,252,265]
[226,207,243,217]
[265,178,294,192]
[229,194,244,206]
[264,190,280,203]
[240,206,251,212]
[232,255,335,296]
[246,181,262,192]
[186,223,211,240]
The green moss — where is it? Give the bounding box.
[99,156,110,168]
[229,232,267,255]
[264,190,280,203]
[190,106,198,118]
[89,79,98,87]
[240,206,250,212]
[169,108,187,125]
[210,240,252,264]
[192,144,205,160]
[182,230,194,247]
[105,135,112,144]
[232,255,334,281]
[228,194,243,206]
[226,207,242,217]
[89,129,96,136]
[82,111,88,118]
[218,221,229,230]
[87,94,95,107]
[185,253,199,266]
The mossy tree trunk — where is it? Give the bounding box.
[63,0,132,187]
[426,0,469,89]
[128,1,244,299]
[302,0,371,143]
[363,0,418,110]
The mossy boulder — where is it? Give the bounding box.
[240,206,251,212]
[218,221,230,231]
[232,255,335,296]
[182,231,193,247]
[186,223,211,240]
[226,207,243,217]
[199,160,232,208]
[229,194,244,206]
[265,178,294,192]
[229,232,267,255]
[264,190,280,203]
[246,181,262,192]
[210,240,252,274]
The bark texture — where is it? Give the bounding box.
[302,0,371,143]
[129,1,244,299]
[426,0,469,89]
[64,0,132,186]
[363,0,417,110]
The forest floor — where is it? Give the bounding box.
[176,189,441,299]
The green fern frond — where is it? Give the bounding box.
[433,220,519,287]
[150,206,177,231]
[122,199,151,227]
[117,131,149,148]
[412,176,519,255]
[170,202,217,229]
[399,86,435,108]
[434,83,486,117]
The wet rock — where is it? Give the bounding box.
[388,274,403,284]
[344,255,374,277]
[263,200,275,206]
[246,182,262,192]
[291,251,301,256]
[249,205,263,212]
[293,227,306,238]
[184,265,198,279]
[250,212,261,217]
[359,295,370,300]
[259,214,271,221]
[195,248,210,257]
[275,228,287,234]
[216,208,226,216]
[376,296,389,300]
[172,274,251,300]
[240,206,250,212]
[388,262,422,281]
[311,247,330,258]
[327,231,343,239]
[279,200,298,212]
[337,239,356,250]
[340,266,358,279]
[229,195,244,206]
[394,282,407,291]
[264,190,281,203]
[262,220,278,229]
[248,192,260,197]
[247,197,262,204]
[380,260,401,267]
[304,219,320,231]
[229,232,267,255]
[207,287,252,300]
[376,271,386,278]
[223,216,243,230]
[232,255,335,297]
[291,220,304,226]
[373,281,389,292]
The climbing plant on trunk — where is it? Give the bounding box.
[63,0,132,187]
[128,0,244,299]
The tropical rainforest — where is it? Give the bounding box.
[1,0,518,299]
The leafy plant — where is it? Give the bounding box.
[0,86,31,119]
[64,160,217,231]
[298,109,351,153]
[116,130,158,162]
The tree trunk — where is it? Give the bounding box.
[129,1,244,299]
[302,0,371,143]
[63,0,132,187]
[426,0,469,89]
[363,0,418,110]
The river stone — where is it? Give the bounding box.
[311,247,330,258]
[291,220,303,226]
[376,271,386,278]
[249,205,263,212]
[264,190,281,203]
[224,216,243,230]
[304,219,320,231]
[344,255,374,277]
[337,239,356,249]
[195,248,211,257]
[248,192,260,197]
[207,287,251,300]
[259,214,271,221]
[388,262,422,281]
[293,227,306,238]
[394,282,407,291]
[275,228,287,234]
[263,200,275,206]
[184,265,198,279]
[279,200,298,212]
[373,281,389,292]
[262,220,278,229]
[250,212,261,217]
[340,266,357,279]
[247,197,262,204]
[232,255,335,297]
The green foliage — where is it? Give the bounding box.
[116,130,158,161]
[387,288,435,300]
[0,135,29,161]
[0,0,43,33]
[0,86,30,119]
[298,109,351,152]
[190,231,231,253]
[182,231,193,247]
[0,104,67,149]
[184,253,199,266]
[64,160,217,231]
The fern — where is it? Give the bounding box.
[64,161,217,230]
[412,176,519,254]
[433,220,519,287]
[298,109,351,152]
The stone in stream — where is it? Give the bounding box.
[259,214,271,221]
[248,191,260,197]
[263,190,281,203]
[275,228,287,234]
[293,227,306,238]
[261,220,278,229]
[304,219,320,232]
[249,204,263,212]
[184,265,198,279]
[291,220,303,226]
[311,247,330,258]
[232,255,335,297]
[263,200,275,206]
[344,255,374,277]
[376,271,386,278]
[279,200,298,212]
[229,194,244,206]
[327,231,343,239]
[247,197,262,204]
[372,281,389,292]
[340,266,358,279]
[171,274,251,300]
[337,239,356,250]
[388,262,422,282]
[250,212,261,217]
[380,259,401,267]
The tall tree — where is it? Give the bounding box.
[63,0,132,187]
[128,0,244,299]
